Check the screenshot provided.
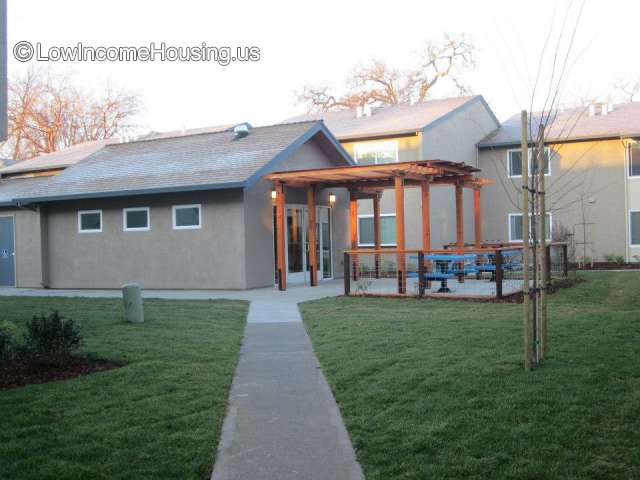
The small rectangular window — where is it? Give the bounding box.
[78,210,102,233]
[354,141,398,165]
[508,150,523,177]
[358,215,397,246]
[173,204,201,229]
[629,144,640,177]
[509,214,524,242]
[123,207,150,231]
[507,148,550,177]
[508,213,552,242]
[630,211,640,246]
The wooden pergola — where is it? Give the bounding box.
[265,160,489,291]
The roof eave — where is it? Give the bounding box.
[478,132,640,149]
[15,181,247,205]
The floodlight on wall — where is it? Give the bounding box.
[329,193,336,204]
[271,189,277,200]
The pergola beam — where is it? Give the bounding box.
[421,181,431,251]
[275,182,286,291]
[307,185,317,286]
[455,183,464,248]
[474,187,482,248]
[395,174,406,294]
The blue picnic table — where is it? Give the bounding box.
[408,253,478,293]
[476,250,523,281]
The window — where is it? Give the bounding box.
[173,204,201,229]
[507,147,551,177]
[508,213,552,242]
[358,214,396,246]
[630,211,640,246]
[353,141,398,165]
[507,150,523,177]
[123,207,150,231]
[78,210,102,233]
[629,144,640,177]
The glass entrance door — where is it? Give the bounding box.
[281,205,333,284]
[286,207,306,283]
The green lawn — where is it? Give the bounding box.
[0,296,247,480]
[302,271,640,480]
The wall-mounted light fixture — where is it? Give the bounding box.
[329,193,336,204]
[271,189,277,200]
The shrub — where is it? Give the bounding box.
[0,321,18,366]
[615,255,625,265]
[24,311,82,366]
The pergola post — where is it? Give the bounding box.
[373,193,381,278]
[473,187,482,248]
[421,181,431,251]
[349,190,359,281]
[275,182,286,291]
[455,183,464,248]
[395,174,406,294]
[307,185,317,287]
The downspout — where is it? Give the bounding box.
[622,138,631,263]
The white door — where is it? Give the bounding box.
[284,205,333,284]
[286,207,307,283]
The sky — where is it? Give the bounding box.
[8,0,640,134]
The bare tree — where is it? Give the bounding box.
[614,76,640,102]
[4,68,142,161]
[297,34,475,112]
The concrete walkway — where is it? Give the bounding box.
[211,291,364,480]
[0,282,363,479]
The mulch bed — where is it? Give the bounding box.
[0,356,123,390]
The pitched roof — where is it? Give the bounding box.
[137,124,236,141]
[0,140,114,176]
[284,96,497,140]
[0,176,52,206]
[14,121,352,204]
[479,102,640,148]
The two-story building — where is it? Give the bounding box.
[285,96,500,249]
[478,101,640,263]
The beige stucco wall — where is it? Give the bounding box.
[243,137,350,288]
[337,99,499,250]
[45,189,247,289]
[478,139,628,261]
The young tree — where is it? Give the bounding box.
[4,68,142,161]
[297,34,475,112]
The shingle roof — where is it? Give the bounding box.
[479,102,640,148]
[14,121,351,203]
[284,96,494,140]
[0,140,114,176]
[137,124,236,141]
[0,176,52,205]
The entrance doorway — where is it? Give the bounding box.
[0,216,15,287]
[274,205,333,285]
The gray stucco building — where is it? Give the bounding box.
[0,121,353,289]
